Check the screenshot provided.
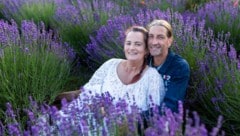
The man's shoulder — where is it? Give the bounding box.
[163,52,190,76]
[171,54,189,69]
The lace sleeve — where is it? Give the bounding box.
[63,59,116,112]
[147,68,165,107]
[83,59,115,95]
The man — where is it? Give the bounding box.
[147,19,190,113]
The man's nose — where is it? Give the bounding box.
[152,38,158,45]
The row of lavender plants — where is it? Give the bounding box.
[0,0,196,60]
[1,0,238,59]
[0,19,75,124]
[0,94,224,136]
[0,0,239,135]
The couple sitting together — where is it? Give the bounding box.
[57,19,190,114]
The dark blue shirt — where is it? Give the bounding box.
[148,50,190,113]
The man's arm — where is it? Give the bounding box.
[162,60,190,113]
[162,75,189,113]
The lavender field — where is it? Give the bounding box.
[0,0,240,135]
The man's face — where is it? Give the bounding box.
[148,25,172,57]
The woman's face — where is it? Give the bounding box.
[124,31,147,62]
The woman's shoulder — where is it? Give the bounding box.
[101,58,123,66]
[105,58,123,63]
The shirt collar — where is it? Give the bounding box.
[149,50,175,72]
[149,57,163,71]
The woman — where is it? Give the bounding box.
[65,26,165,112]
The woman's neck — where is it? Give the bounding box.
[124,60,144,73]
[118,59,147,85]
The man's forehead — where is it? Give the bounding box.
[149,25,167,32]
[148,31,166,36]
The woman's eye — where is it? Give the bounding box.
[125,42,131,45]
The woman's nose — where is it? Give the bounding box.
[129,44,135,49]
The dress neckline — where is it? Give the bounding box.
[115,60,148,86]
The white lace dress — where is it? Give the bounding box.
[78,58,165,111]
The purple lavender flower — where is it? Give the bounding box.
[1,94,224,135]
[0,121,4,135]
[210,116,224,136]
[21,20,38,44]
[0,19,20,46]
[7,123,21,135]
[196,0,240,51]
[6,103,16,119]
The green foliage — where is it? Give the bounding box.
[208,13,240,51]
[0,43,71,114]
[197,0,240,52]
[55,2,116,61]
[63,65,93,91]
[12,1,56,29]
[112,0,139,7]
[56,11,109,59]
[185,0,211,11]
[112,0,186,13]
[0,4,4,19]
[192,54,240,135]
[170,16,240,134]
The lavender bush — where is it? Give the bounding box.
[54,0,122,60]
[0,0,56,29]
[111,0,213,13]
[0,19,75,116]
[196,0,240,52]
[184,0,211,11]
[0,93,224,136]
[86,9,240,135]
[111,0,187,13]
[173,16,240,134]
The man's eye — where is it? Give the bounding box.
[158,37,164,39]
[135,43,142,46]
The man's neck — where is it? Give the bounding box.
[153,52,168,66]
